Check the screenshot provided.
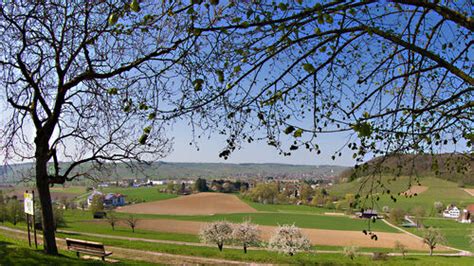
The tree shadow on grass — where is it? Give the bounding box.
[0,240,105,265]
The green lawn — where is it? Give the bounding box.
[99,187,176,203]
[407,218,473,252]
[243,198,330,214]
[50,186,87,195]
[56,231,474,265]
[0,233,153,265]
[330,176,474,214]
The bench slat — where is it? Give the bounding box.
[66,238,112,258]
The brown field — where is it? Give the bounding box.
[103,218,442,251]
[402,185,428,196]
[117,192,257,215]
[463,188,474,197]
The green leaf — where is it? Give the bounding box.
[139,102,148,110]
[138,134,149,145]
[284,126,295,135]
[233,65,241,73]
[148,112,156,120]
[216,70,224,83]
[143,126,152,134]
[193,79,204,91]
[303,63,316,73]
[108,88,118,95]
[108,14,119,26]
[130,0,140,12]
[352,122,372,138]
[293,129,303,138]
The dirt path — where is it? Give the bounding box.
[91,218,441,251]
[463,188,474,197]
[117,192,257,215]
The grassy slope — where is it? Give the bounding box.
[54,231,474,265]
[0,233,148,265]
[100,187,176,203]
[407,218,473,252]
[3,223,469,265]
[330,176,473,212]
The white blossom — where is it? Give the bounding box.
[199,221,233,251]
[268,224,311,256]
[232,221,261,253]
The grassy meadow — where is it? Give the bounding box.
[329,176,473,213]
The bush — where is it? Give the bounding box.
[371,252,388,261]
[389,208,405,224]
[343,246,359,260]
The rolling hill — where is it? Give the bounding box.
[0,161,348,184]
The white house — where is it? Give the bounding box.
[443,205,460,218]
[148,179,167,186]
[87,191,103,206]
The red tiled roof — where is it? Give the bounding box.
[466,204,474,212]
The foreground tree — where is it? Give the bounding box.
[0,1,199,254]
[199,221,233,251]
[422,227,446,256]
[268,224,310,256]
[232,221,261,253]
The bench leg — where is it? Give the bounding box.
[102,256,105,261]
[76,252,80,258]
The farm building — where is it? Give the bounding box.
[104,193,126,207]
[87,191,126,207]
[356,210,379,219]
[442,205,460,218]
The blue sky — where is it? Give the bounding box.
[165,121,356,166]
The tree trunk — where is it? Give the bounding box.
[429,247,433,256]
[36,152,58,255]
[243,244,247,253]
[218,243,223,251]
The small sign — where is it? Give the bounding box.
[24,192,34,215]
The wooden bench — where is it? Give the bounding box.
[66,238,112,261]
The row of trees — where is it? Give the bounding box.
[243,182,336,208]
[105,212,139,233]
[0,191,65,229]
[199,220,310,256]
[0,192,23,225]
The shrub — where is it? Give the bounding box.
[343,246,359,260]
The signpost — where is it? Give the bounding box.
[24,191,37,248]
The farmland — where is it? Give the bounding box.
[329,176,474,212]
[1,183,472,265]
